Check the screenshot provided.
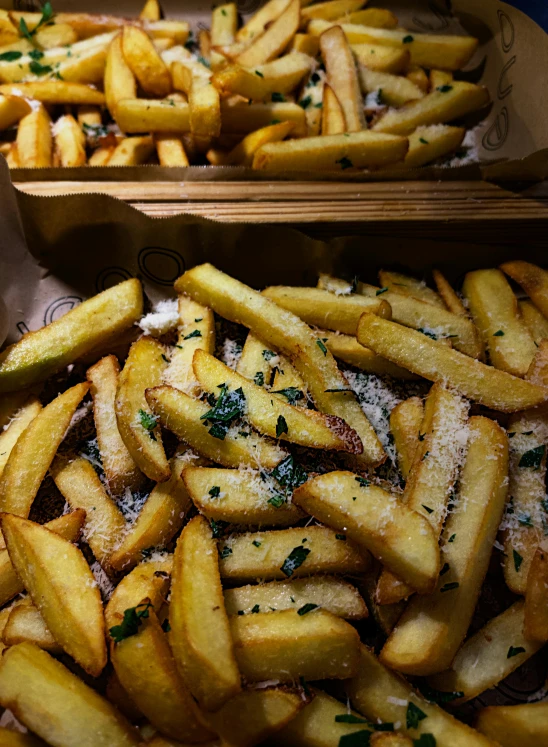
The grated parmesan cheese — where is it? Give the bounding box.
[138,299,179,336]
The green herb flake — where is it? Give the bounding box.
[162,619,171,633]
[422,504,434,514]
[513,549,523,572]
[507,645,526,658]
[418,683,464,704]
[210,519,228,539]
[109,602,153,643]
[263,349,277,361]
[276,415,288,438]
[316,339,328,355]
[518,513,534,527]
[356,477,370,488]
[325,388,353,393]
[281,545,310,577]
[271,455,308,490]
[184,329,202,339]
[414,736,436,747]
[335,714,367,724]
[221,7,227,14]
[272,387,304,405]
[197,56,211,68]
[376,287,389,296]
[270,118,281,124]
[419,137,429,144]
[339,732,373,746]
[251,604,260,613]
[439,562,450,576]
[254,371,265,387]
[29,60,53,76]
[406,702,427,729]
[297,603,318,616]
[336,534,346,540]
[493,330,505,337]
[403,34,414,43]
[139,409,158,440]
[448,533,456,543]
[299,95,312,109]
[519,444,545,470]
[252,540,261,547]
[440,582,459,592]
[219,546,232,559]
[209,486,221,498]
[268,494,286,508]
[336,156,353,170]
[28,48,44,60]
[271,92,285,102]
[161,354,170,363]
[255,70,264,77]
[0,51,23,61]
[200,384,246,440]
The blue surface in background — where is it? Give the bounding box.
[503,0,548,31]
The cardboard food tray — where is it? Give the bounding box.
[1,156,546,722]
[3,0,548,189]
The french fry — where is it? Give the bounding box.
[154,36,176,52]
[0,94,31,131]
[359,566,405,636]
[322,83,346,135]
[0,644,140,746]
[109,451,201,572]
[352,43,410,74]
[121,25,171,97]
[115,99,190,133]
[0,383,88,519]
[463,269,536,377]
[356,314,548,412]
[140,0,161,21]
[476,702,548,747]
[308,21,479,70]
[219,525,369,582]
[301,68,325,136]
[253,130,409,170]
[390,397,424,479]
[373,81,489,135]
[501,260,548,319]
[210,121,295,166]
[212,53,312,100]
[0,514,107,677]
[189,76,221,150]
[428,601,544,702]
[379,271,444,308]
[183,466,305,526]
[346,644,496,747]
[51,456,126,572]
[230,608,360,682]
[359,67,424,106]
[236,0,299,67]
[342,8,399,28]
[302,0,365,24]
[381,416,509,675]
[236,0,291,43]
[108,135,155,165]
[105,34,137,119]
[52,114,86,168]
[3,604,61,653]
[111,605,215,741]
[54,45,108,85]
[115,336,171,483]
[175,263,387,466]
[0,511,85,608]
[519,299,548,344]
[147,385,287,469]
[224,576,367,619]
[294,471,440,594]
[15,105,52,169]
[321,331,418,379]
[524,544,548,641]
[154,133,190,166]
[211,3,238,46]
[193,348,362,452]
[170,516,241,711]
[237,332,274,382]
[289,33,320,56]
[206,687,306,747]
[87,355,143,497]
[386,123,465,168]
[0,726,45,746]
[12,11,124,38]
[406,64,429,93]
[320,26,365,132]
[432,269,468,316]
[162,296,214,392]
[89,145,115,165]
[430,68,453,90]
[34,22,78,49]
[0,81,105,105]
[0,391,37,432]
[271,356,306,393]
[77,104,102,129]
[144,20,190,45]
[0,397,41,480]
[221,100,307,136]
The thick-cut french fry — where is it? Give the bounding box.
[183,466,305,526]
[373,81,489,135]
[147,385,286,469]
[221,100,307,136]
[15,105,52,169]
[112,606,214,742]
[432,269,468,316]
[429,601,544,702]
[122,25,171,98]
[342,8,399,28]
[309,21,478,70]
[140,0,161,21]
[3,604,60,653]
[211,3,238,48]
[0,383,88,519]
[224,576,367,619]
[379,271,444,308]
[524,544,548,641]
[360,67,423,106]
[302,0,365,24]
[52,114,86,168]
[89,145,115,165]
[0,279,142,392]
[430,68,453,89]
[51,456,126,571]
[236,0,300,67]
[300,68,325,136]
[237,332,273,382]
[0,727,45,746]
[346,644,495,747]
[0,511,85,609]
[154,133,189,166]
[390,396,424,479]
[231,609,360,681]
[170,516,241,711]
[0,81,105,105]
[357,314,548,412]
[189,78,221,150]
[0,94,31,131]
[108,135,155,165]
[171,58,211,94]
[253,130,408,170]
[352,43,409,74]
[294,471,439,594]
[213,53,312,100]
[381,416,508,675]
[406,64,429,92]
[321,331,418,379]
[387,123,465,168]
[109,451,200,572]
[87,355,143,497]
[289,33,320,56]
[54,45,108,85]
[176,263,386,466]
[236,0,291,43]
[0,514,107,677]
[476,702,548,747]
[0,643,139,746]
[219,525,368,582]
[193,349,362,452]
[105,34,136,118]
[144,20,190,44]
[115,99,190,133]
[163,296,214,392]
[320,26,365,132]
[210,121,295,166]
[463,269,536,377]
[115,336,170,482]
[322,83,346,135]
[501,260,548,319]
[0,397,41,480]
[77,104,102,129]
[519,299,548,344]
[359,567,405,636]
[262,285,390,334]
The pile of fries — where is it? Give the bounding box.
[0,256,546,746]
[0,0,489,171]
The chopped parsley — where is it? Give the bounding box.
[507,645,526,658]
[422,504,434,514]
[272,387,304,405]
[418,682,464,703]
[419,137,429,144]
[440,582,459,592]
[414,736,436,747]
[276,415,288,437]
[339,733,372,746]
[161,354,170,363]
[418,432,426,441]
[28,48,44,60]
[439,562,450,576]
[184,329,202,339]
[519,445,545,469]
[139,409,158,440]
[263,349,277,361]
[209,486,221,498]
[356,477,370,488]
[251,604,260,613]
[270,118,281,124]
[19,2,54,43]
[336,534,346,540]
[252,540,261,547]
[210,519,228,539]
[513,549,523,572]
[325,388,353,393]
[255,70,264,77]
[271,92,285,102]
[336,156,353,170]
[268,494,286,508]
[0,51,23,61]
[162,619,171,633]
[493,330,505,336]
[437,84,453,93]
[221,7,227,14]
[271,455,308,490]
[316,339,328,355]
[109,602,153,643]
[310,72,320,84]
[29,60,53,76]
[299,96,312,109]
[448,533,456,543]
[200,384,246,440]
[197,56,210,68]
[219,546,232,559]
[376,287,389,296]
[254,371,265,387]
[335,714,367,724]
[518,513,533,527]
[281,545,310,577]
[406,702,427,729]
[297,603,318,616]
[403,34,414,43]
